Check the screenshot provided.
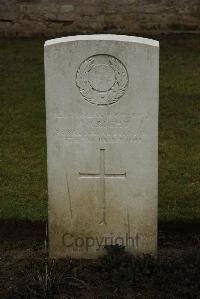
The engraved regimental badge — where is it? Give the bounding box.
[76,54,129,105]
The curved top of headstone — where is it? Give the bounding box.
[44,34,159,48]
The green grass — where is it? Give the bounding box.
[0,36,199,223]
[159,35,200,222]
[0,39,47,220]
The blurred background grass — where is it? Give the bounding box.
[0,35,199,223]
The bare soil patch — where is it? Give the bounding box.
[1,221,200,298]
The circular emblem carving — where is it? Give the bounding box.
[76,54,129,105]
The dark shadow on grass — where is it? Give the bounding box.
[0,219,46,242]
[0,219,200,241]
[159,221,200,234]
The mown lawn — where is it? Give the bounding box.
[0,35,199,223]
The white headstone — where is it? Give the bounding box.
[44,35,159,258]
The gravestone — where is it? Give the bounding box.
[44,35,159,258]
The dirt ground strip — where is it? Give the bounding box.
[0,221,200,298]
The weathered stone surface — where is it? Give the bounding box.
[45,34,159,258]
[0,0,200,36]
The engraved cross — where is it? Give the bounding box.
[79,149,126,225]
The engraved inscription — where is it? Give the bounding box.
[76,54,129,105]
[79,149,126,224]
[54,112,149,143]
